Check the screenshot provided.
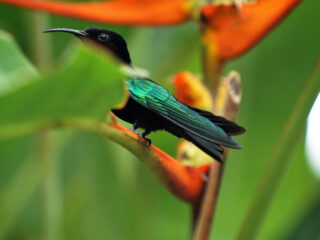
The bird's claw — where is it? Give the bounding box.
[143,137,152,146]
[138,134,151,146]
[130,123,151,146]
[130,129,151,146]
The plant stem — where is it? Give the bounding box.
[0,117,211,203]
[192,72,242,240]
[29,9,61,240]
[192,161,224,239]
[202,29,223,99]
[29,10,50,68]
[236,57,320,240]
[37,132,63,240]
[0,155,41,239]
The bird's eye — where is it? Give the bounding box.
[98,33,109,41]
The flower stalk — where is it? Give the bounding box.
[192,71,242,240]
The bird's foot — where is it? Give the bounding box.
[130,128,143,139]
[130,122,139,133]
[130,126,137,133]
[136,133,152,146]
[141,130,151,146]
[130,126,141,137]
[130,127,152,146]
[137,129,152,146]
[141,137,152,146]
[136,133,151,146]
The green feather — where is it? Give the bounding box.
[127,77,240,149]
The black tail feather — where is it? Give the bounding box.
[188,106,246,136]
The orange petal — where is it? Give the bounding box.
[151,145,210,203]
[0,0,190,25]
[111,122,210,203]
[173,71,213,110]
[201,0,302,60]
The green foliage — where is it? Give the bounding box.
[0,30,38,97]
[0,31,126,139]
[237,58,320,240]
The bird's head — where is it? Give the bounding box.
[44,27,131,65]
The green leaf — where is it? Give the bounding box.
[0,30,38,97]
[287,198,320,240]
[236,58,320,240]
[0,32,126,139]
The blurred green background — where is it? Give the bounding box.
[0,0,320,239]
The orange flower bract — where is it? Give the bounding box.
[111,122,210,203]
[201,0,302,60]
[0,0,190,25]
[173,71,213,111]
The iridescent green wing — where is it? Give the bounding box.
[127,77,240,148]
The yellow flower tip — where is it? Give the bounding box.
[177,140,213,167]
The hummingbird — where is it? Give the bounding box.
[43,27,245,162]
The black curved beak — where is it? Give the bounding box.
[43,28,88,37]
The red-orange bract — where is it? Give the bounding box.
[201,0,302,60]
[173,71,213,111]
[0,0,190,25]
[111,123,210,203]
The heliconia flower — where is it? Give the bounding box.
[111,121,211,203]
[173,71,213,111]
[0,0,191,25]
[201,0,302,60]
